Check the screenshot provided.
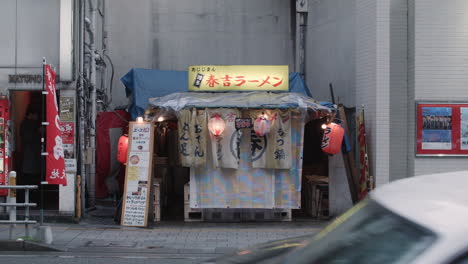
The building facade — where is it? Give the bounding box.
[0,0,77,215]
[2,0,467,218]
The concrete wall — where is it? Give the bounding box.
[410,0,468,176]
[0,0,60,91]
[0,0,77,214]
[355,0,409,185]
[356,0,380,184]
[305,0,356,106]
[407,0,416,176]
[389,0,408,181]
[106,0,294,108]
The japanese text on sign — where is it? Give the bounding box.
[121,122,154,227]
[188,65,289,92]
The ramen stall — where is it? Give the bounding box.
[140,91,332,222]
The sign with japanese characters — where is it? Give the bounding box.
[188,65,289,92]
[60,122,75,166]
[208,109,241,169]
[250,109,292,169]
[45,64,67,186]
[59,96,75,122]
[177,109,207,167]
[121,122,154,227]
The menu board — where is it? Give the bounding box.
[121,122,154,227]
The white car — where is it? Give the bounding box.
[206,171,468,264]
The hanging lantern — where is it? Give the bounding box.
[321,122,344,155]
[117,135,129,164]
[254,114,271,137]
[208,114,225,136]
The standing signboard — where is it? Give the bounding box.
[121,121,154,227]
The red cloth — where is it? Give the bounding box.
[45,65,66,186]
[96,110,129,198]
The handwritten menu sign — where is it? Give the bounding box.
[121,122,154,227]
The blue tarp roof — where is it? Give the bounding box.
[121,68,313,120]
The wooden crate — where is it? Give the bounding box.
[153,203,161,222]
[183,182,203,222]
[152,182,161,222]
[153,182,160,205]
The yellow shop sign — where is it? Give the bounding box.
[188,65,289,92]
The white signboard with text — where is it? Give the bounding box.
[121,122,154,227]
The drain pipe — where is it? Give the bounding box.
[295,0,308,77]
[86,0,97,209]
[78,0,87,215]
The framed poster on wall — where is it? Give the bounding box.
[416,102,468,156]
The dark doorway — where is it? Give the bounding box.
[295,118,329,219]
[11,91,58,210]
[153,120,189,221]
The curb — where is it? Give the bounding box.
[0,240,63,252]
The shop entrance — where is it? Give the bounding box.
[153,120,189,221]
[297,118,329,219]
[11,91,58,210]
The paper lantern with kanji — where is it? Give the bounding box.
[321,122,344,155]
[117,135,129,164]
[254,116,271,137]
[208,114,225,136]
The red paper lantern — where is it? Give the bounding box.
[254,116,271,136]
[208,114,225,136]
[117,135,129,164]
[321,122,344,155]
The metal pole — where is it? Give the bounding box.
[294,1,308,78]
[40,58,46,225]
[8,172,16,240]
[25,188,29,237]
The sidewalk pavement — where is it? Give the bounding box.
[0,219,327,255]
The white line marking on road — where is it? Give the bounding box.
[121,256,148,259]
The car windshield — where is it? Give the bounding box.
[282,199,437,264]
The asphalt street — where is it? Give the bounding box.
[1,252,211,264]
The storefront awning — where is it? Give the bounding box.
[148,91,332,119]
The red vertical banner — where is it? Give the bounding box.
[357,109,369,200]
[45,65,67,186]
[0,99,8,196]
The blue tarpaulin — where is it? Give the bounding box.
[121,68,313,120]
